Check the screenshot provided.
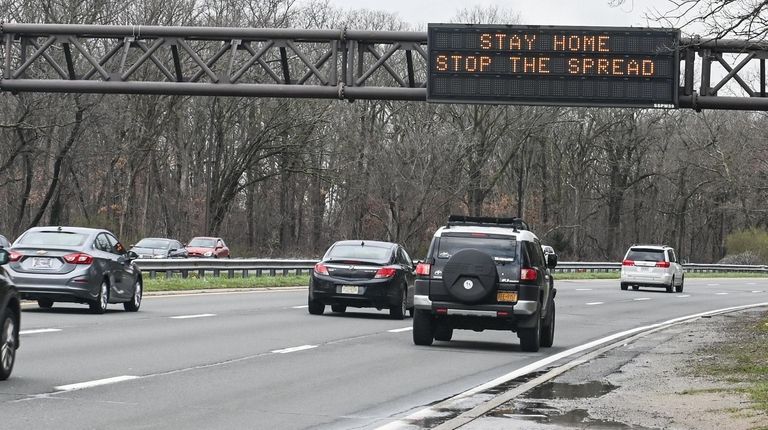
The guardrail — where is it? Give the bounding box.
[134,259,768,279]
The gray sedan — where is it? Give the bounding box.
[5,226,142,314]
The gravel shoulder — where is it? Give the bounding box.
[463,307,768,430]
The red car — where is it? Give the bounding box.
[185,237,230,258]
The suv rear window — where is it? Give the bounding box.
[325,244,392,264]
[17,231,88,246]
[436,234,517,260]
[626,249,666,261]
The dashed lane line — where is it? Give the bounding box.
[55,375,139,392]
[19,328,62,335]
[169,313,216,319]
[292,305,308,309]
[575,288,592,291]
[715,293,729,295]
[633,298,651,301]
[388,327,413,333]
[271,345,317,354]
[586,302,603,305]
[676,295,691,298]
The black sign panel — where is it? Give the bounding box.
[427,24,680,108]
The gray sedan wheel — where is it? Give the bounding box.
[90,280,109,314]
[124,279,142,312]
[0,310,17,380]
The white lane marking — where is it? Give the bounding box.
[707,283,720,286]
[753,291,762,293]
[586,302,603,306]
[292,305,308,309]
[575,288,592,291]
[55,375,139,392]
[634,298,651,301]
[271,345,317,354]
[676,295,691,298]
[715,293,728,295]
[20,328,62,335]
[169,313,216,319]
[388,327,413,333]
[378,301,768,430]
[747,283,756,286]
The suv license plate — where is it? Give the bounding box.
[341,286,359,294]
[497,291,518,302]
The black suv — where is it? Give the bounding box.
[412,216,557,352]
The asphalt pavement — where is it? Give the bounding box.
[0,278,766,429]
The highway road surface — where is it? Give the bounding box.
[1,278,766,429]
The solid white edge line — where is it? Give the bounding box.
[375,301,768,430]
[586,302,603,305]
[271,345,317,354]
[55,375,139,392]
[388,327,414,333]
[169,313,216,319]
[19,328,62,335]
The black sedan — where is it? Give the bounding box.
[1,248,20,380]
[308,240,415,319]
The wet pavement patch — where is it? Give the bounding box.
[489,402,656,429]
[525,380,617,400]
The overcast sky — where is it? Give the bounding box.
[324,0,675,28]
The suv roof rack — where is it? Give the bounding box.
[446,215,530,231]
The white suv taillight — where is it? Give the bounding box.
[655,261,670,268]
[622,259,635,266]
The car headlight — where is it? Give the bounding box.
[204,251,213,257]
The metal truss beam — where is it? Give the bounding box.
[2,23,768,110]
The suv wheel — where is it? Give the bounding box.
[0,309,18,380]
[675,275,685,293]
[666,277,675,293]
[308,295,324,315]
[518,312,541,352]
[413,310,435,346]
[389,286,406,320]
[540,301,555,348]
[620,283,628,291]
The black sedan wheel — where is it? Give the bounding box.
[0,309,17,380]
[90,280,109,314]
[124,279,142,312]
[308,295,324,315]
[331,304,346,313]
[389,286,407,320]
[37,299,54,309]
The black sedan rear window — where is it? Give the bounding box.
[17,231,88,246]
[325,244,392,263]
[626,249,665,261]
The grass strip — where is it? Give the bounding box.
[144,274,309,292]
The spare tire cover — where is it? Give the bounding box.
[442,249,498,303]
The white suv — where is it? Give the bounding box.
[620,245,684,293]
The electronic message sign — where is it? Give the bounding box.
[427,24,680,108]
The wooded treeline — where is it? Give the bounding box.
[1,0,767,262]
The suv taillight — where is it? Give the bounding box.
[375,266,397,278]
[656,261,670,268]
[622,260,635,266]
[8,251,23,262]
[314,263,329,276]
[521,267,537,281]
[63,253,93,265]
[415,262,431,276]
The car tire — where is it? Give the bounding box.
[124,278,142,312]
[37,299,54,309]
[90,280,110,314]
[518,312,541,352]
[412,309,434,346]
[666,277,674,293]
[308,296,324,315]
[434,324,453,342]
[632,285,639,291]
[331,304,346,313]
[408,308,414,318]
[0,309,18,381]
[620,283,628,291]
[389,286,407,320]
[675,275,684,293]
[540,301,555,348]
